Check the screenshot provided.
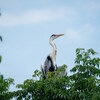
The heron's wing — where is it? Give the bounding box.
[44,55,55,71]
[44,56,52,71]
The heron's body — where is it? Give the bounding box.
[41,34,64,79]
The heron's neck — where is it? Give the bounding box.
[49,39,57,52]
[49,39,57,68]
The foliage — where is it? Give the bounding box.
[0,36,2,63]
[1,48,100,100]
[14,65,68,100]
[70,48,100,100]
[0,74,14,100]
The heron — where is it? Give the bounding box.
[41,34,66,79]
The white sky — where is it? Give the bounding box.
[0,0,100,91]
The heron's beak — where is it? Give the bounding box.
[56,34,64,37]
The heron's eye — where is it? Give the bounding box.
[51,34,56,37]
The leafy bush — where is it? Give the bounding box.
[1,48,100,100]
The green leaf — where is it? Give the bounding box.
[0,56,2,63]
[0,36,2,41]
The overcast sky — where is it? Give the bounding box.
[0,0,100,91]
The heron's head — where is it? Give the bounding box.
[50,34,64,41]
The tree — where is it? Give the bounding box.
[0,48,100,100]
[0,75,14,100]
[10,48,100,100]
[0,36,15,100]
[70,48,100,100]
